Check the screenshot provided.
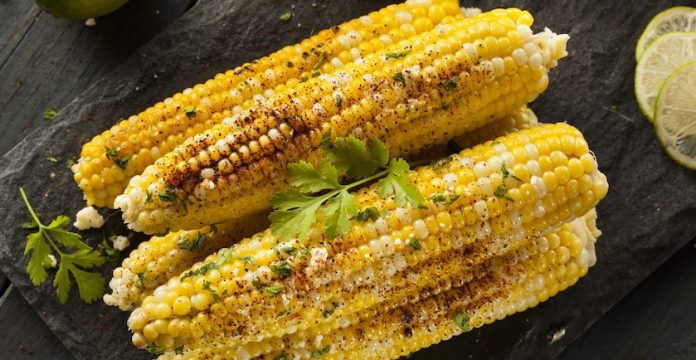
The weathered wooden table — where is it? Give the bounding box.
[1,1,694,359]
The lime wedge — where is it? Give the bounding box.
[35,0,129,20]
[654,61,696,170]
[636,7,696,61]
[635,32,696,121]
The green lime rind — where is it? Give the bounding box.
[35,0,129,20]
[634,31,696,122]
[635,6,696,61]
[653,60,696,170]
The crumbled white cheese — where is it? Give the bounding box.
[73,206,105,230]
[308,247,329,269]
[45,254,57,268]
[550,328,566,343]
[112,235,130,251]
[85,18,96,27]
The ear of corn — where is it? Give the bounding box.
[104,106,536,311]
[116,9,570,234]
[127,123,607,352]
[103,214,268,310]
[72,0,464,208]
[158,209,599,359]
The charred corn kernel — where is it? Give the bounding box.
[117,10,570,234]
[103,215,268,310]
[130,123,606,352]
[74,0,464,208]
[166,210,601,359]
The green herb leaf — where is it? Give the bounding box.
[146,344,165,356]
[274,354,288,360]
[44,107,59,120]
[145,191,153,203]
[115,156,129,170]
[202,280,221,302]
[355,207,380,222]
[105,146,119,160]
[494,184,514,202]
[501,162,521,181]
[47,156,59,163]
[311,345,331,358]
[325,136,388,179]
[66,156,78,169]
[175,233,206,251]
[159,188,178,202]
[175,346,185,355]
[323,302,339,318]
[181,248,232,279]
[392,72,406,85]
[270,261,293,277]
[98,235,120,263]
[288,160,341,193]
[269,189,326,241]
[322,189,357,239]
[429,193,460,206]
[335,94,343,107]
[377,159,425,207]
[442,75,459,91]
[454,312,471,332]
[385,50,410,59]
[279,11,293,22]
[185,107,196,118]
[277,308,290,317]
[237,256,255,263]
[408,237,422,251]
[264,284,284,297]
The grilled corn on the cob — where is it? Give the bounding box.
[72,0,464,208]
[127,123,607,351]
[105,106,536,311]
[158,209,599,359]
[116,9,570,233]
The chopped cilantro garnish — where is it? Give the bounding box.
[442,75,459,91]
[270,261,293,277]
[175,233,206,251]
[44,107,59,120]
[264,284,285,297]
[385,50,410,59]
[185,107,196,117]
[408,237,422,251]
[46,156,59,163]
[454,312,471,332]
[355,207,380,222]
[494,184,514,202]
[279,11,293,22]
[158,188,178,202]
[115,156,129,169]
[392,72,406,85]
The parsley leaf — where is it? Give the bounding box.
[237,256,255,263]
[311,345,331,358]
[324,136,388,179]
[115,156,129,170]
[146,344,165,356]
[385,50,410,59]
[377,159,425,208]
[98,234,121,263]
[175,233,206,251]
[323,190,357,239]
[20,188,106,303]
[442,75,459,91]
[44,107,59,120]
[355,207,380,222]
[269,189,327,241]
[66,156,78,169]
[454,312,471,332]
[408,237,422,251]
[494,184,515,202]
[105,146,120,159]
[270,261,293,277]
[185,107,196,118]
[264,284,284,297]
[159,187,178,202]
[288,160,341,193]
[501,162,521,181]
[392,72,406,85]
[279,11,293,22]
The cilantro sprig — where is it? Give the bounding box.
[269,134,424,241]
[20,188,106,303]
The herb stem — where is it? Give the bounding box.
[19,187,65,256]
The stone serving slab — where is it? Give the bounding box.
[0,0,694,359]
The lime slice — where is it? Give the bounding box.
[35,0,129,20]
[654,61,696,170]
[636,7,696,61]
[635,32,696,121]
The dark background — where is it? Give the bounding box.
[1,0,694,359]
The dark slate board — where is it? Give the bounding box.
[0,1,694,359]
